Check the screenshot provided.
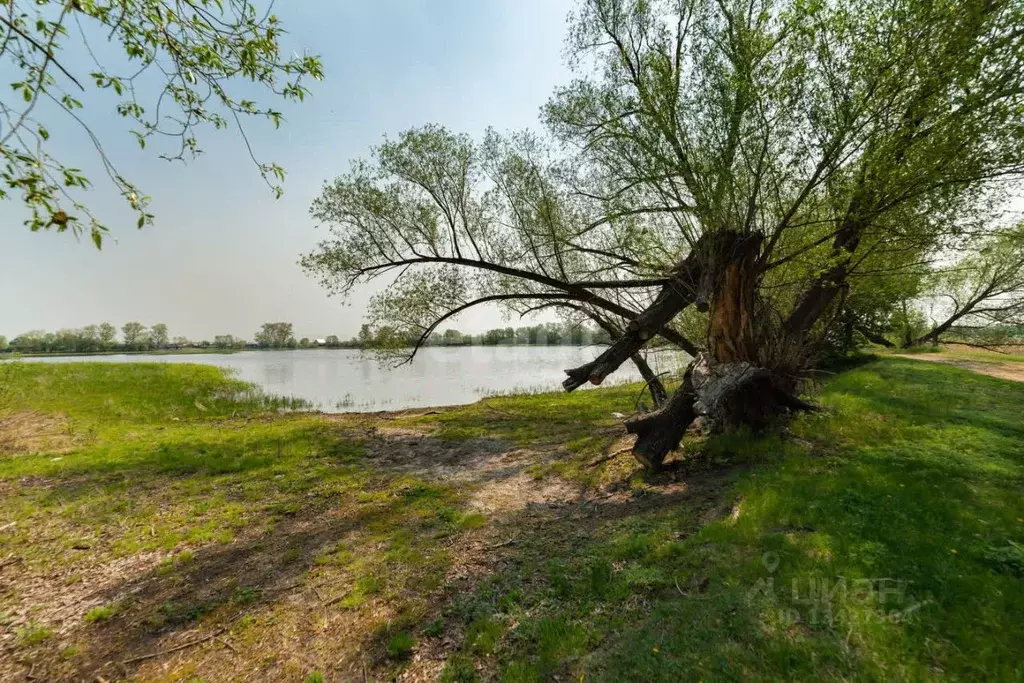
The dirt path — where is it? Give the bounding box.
[0,413,738,683]
[890,354,1024,382]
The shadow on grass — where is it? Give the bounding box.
[6,358,1024,681]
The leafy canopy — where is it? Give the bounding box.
[1,0,323,246]
[306,0,1024,364]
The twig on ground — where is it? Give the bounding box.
[586,447,632,468]
[216,636,236,653]
[485,535,520,550]
[121,629,226,666]
[324,593,349,607]
[259,581,303,594]
[0,555,23,570]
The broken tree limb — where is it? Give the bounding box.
[586,446,633,468]
[576,304,670,407]
[624,363,698,469]
[121,629,226,666]
[564,240,705,391]
[856,325,895,348]
[564,231,761,392]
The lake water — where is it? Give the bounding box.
[21,347,686,412]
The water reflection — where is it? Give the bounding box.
[22,346,687,412]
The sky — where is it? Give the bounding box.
[0,1,575,342]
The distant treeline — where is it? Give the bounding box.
[347,323,613,349]
[0,321,613,355]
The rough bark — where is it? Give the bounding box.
[585,309,668,408]
[692,355,797,432]
[783,184,869,345]
[563,248,703,391]
[625,353,818,470]
[563,231,754,392]
[569,230,820,469]
[706,234,763,363]
[625,363,697,469]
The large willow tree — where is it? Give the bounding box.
[305,0,1024,468]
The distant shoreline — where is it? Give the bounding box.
[4,348,242,358]
[2,343,681,358]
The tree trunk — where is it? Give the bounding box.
[563,237,706,391]
[691,354,794,432]
[624,232,815,468]
[563,230,755,391]
[706,234,762,364]
[583,309,668,408]
[565,231,818,470]
[625,363,696,469]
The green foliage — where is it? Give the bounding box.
[387,631,416,660]
[0,0,323,244]
[306,0,1024,370]
[254,322,295,349]
[302,124,671,363]
[120,321,149,351]
[84,601,125,623]
[150,323,169,349]
[916,225,1024,344]
[14,621,52,646]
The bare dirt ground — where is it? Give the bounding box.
[0,410,79,455]
[0,417,732,682]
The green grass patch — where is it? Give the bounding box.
[386,631,416,660]
[2,358,1023,681]
[83,601,127,623]
[15,621,53,646]
[433,357,1024,681]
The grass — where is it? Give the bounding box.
[1,357,1022,680]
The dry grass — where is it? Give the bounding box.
[0,410,80,455]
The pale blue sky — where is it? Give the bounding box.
[1,1,573,341]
